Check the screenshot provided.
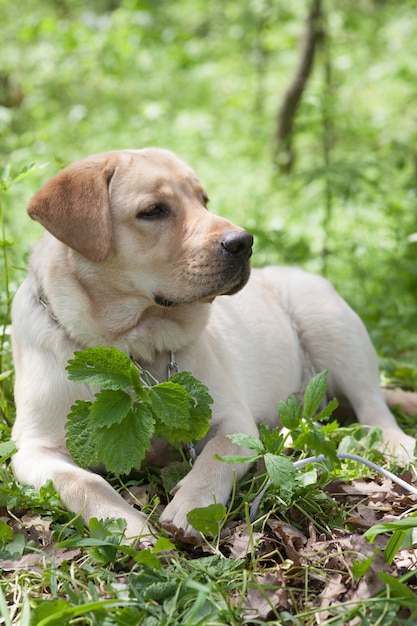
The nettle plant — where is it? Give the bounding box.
[219,370,341,490]
[65,347,213,475]
[65,348,353,535]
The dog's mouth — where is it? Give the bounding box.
[154,294,217,308]
[154,263,251,309]
[154,295,179,308]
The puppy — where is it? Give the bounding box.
[11,148,416,542]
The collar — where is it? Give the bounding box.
[38,291,59,324]
[131,352,179,386]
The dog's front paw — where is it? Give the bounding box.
[159,482,220,544]
[381,429,416,463]
[159,494,203,544]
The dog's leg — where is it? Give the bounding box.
[160,416,258,539]
[12,446,154,544]
[11,293,156,543]
[291,275,416,461]
[384,389,417,417]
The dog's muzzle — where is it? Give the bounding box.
[154,229,253,307]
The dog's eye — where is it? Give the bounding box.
[136,203,169,220]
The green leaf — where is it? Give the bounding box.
[264,453,296,493]
[384,529,409,565]
[320,420,340,435]
[31,598,133,626]
[364,517,417,565]
[85,517,128,564]
[377,571,416,598]
[0,519,13,547]
[0,440,17,461]
[149,374,213,445]
[148,382,192,441]
[315,398,339,422]
[59,534,137,559]
[67,347,136,390]
[5,162,48,188]
[160,461,189,493]
[38,481,64,509]
[294,428,338,463]
[364,516,417,542]
[143,579,178,601]
[94,404,155,474]
[3,533,26,559]
[295,467,318,489]
[88,539,118,564]
[227,433,265,454]
[30,600,73,626]
[189,554,245,577]
[279,395,303,429]
[170,371,213,411]
[169,371,213,441]
[65,350,212,474]
[351,549,379,580]
[153,536,176,553]
[133,548,162,569]
[89,516,127,540]
[0,586,12,626]
[89,389,132,427]
[65,401,97,468]
[187,503,227,536]
[303,370,328,420]
[258,423,285,455]
[338,427,384,456]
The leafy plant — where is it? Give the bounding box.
[218,371,340,503]
[65,346,213,475]
[365,515,417,566]
[186,503,228,538]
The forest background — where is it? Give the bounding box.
[2,0,417,624]
[1,0,417,359]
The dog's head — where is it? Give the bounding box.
[27,149,253,307]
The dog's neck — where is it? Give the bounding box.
[32,240,211,364]
[35,274,211,366]
[37,287,181,379]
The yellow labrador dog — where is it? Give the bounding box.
[11,148,416,542]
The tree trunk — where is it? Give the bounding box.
[273,0,324,173]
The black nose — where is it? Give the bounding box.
[221,230,253,258]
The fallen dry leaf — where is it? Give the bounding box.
[228,523,263,559]
[241,571,289,620]
[1,546,81,572]
[316,573,346,624]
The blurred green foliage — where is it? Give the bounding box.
[1,0,417,355]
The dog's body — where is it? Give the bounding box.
[11,148,416,541]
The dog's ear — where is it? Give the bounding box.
[27,154,118,262]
